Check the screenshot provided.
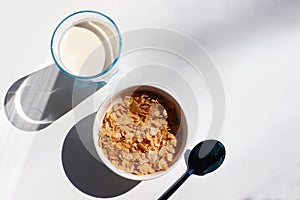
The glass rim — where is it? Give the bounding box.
[50,10,122,80]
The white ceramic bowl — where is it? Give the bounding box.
[93,85,188,180]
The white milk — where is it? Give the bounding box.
[58,21,115,77]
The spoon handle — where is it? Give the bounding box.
[158,169,193,200]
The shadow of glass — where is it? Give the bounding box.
[4,64,104,132]
[62,113,140,198]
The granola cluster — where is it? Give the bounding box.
[98,93,179,175]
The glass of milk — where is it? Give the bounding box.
[51,10,122,83]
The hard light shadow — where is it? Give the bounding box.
[62,113,140,198]
[4,64,104,132]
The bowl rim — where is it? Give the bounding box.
[92,85,188,181]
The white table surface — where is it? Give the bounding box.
[1,0,300,199]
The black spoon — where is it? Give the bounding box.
[158,139,226,200]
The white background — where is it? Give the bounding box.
[1,0,300,199]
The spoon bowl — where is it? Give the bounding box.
[188,140,226,176]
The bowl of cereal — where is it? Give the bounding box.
[93,85,188,180]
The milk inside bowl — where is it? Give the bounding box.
[51,11,121,80]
